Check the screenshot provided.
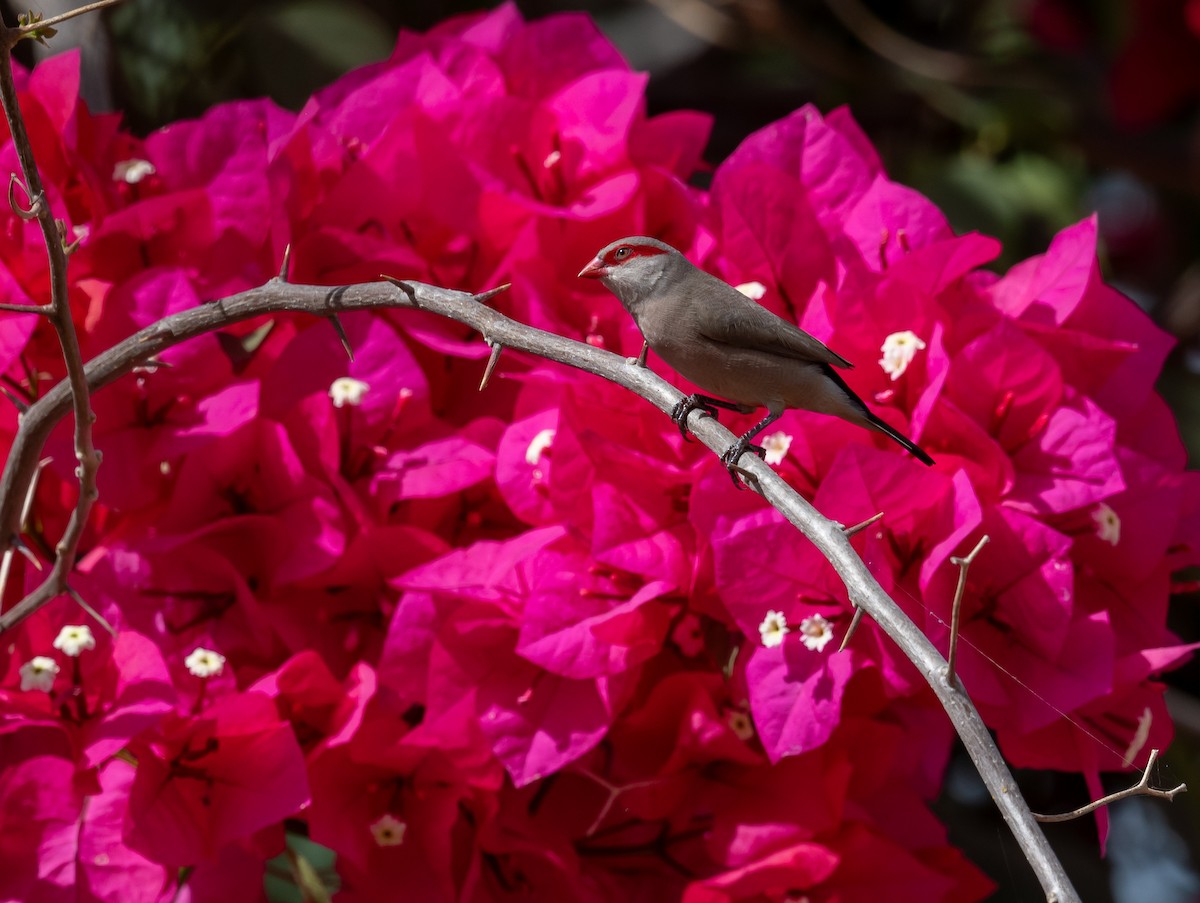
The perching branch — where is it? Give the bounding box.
[1033,749,1187,823]
[0,272,1081,900]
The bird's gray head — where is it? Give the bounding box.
[578,236,685,315]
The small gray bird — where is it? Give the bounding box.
[578,236,934,484]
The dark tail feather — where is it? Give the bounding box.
[818,364,935,466]
[866,411,934,466]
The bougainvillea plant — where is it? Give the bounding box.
[0,4,1197,900]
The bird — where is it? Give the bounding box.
[578,236,934,485]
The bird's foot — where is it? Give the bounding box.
[720,438,765,489]
[671,394,720,442]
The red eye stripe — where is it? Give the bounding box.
[602,244,668,266]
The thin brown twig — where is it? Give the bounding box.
[0,32,101,629]
[945,534,989,682]
[7,0,125,44]
[1033,749,1187,823]
[0,301,49,314]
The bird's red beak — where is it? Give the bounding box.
[578,257,609,279]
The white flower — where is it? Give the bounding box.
[525,428,556,466]
[1092,503,1120,546]
[19,656,59,692]
[52,625,95,657]
[112,158,156,184]
[370,813,407,847]
[758,610,790,648]
[878,330,927,380]
[329,376,370,408]
[760,431,792,466]
[726,708,754,741]
[543,149,562,168]
[185,647,226,678]
[735,281,767,299]
[799,614,835,653]
[671,613,704,657]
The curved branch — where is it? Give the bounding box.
[0,273,1080,900]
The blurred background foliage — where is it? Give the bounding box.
[8,1,1200,899]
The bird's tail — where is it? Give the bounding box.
[865,411,935,466]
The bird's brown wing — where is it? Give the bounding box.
[693,273,854,369]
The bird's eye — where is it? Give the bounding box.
[614,247,630,259]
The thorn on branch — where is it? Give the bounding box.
[8,175,43,220]
[381,275,417,304]
[1033,749,1187,823]
[945,534,989,683]
[327,314,354,362]
[838,605,866,651]
[0,386,28,413]
[66,584,116,637]
[480,341,504,391]
[636,341,649,368]
[473,283,512,305]
[842,511,884,538]
[11,535,41,570]
[278,244,292,281]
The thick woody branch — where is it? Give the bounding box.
[0,274,1080,900]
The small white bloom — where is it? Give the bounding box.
[19,656,59,692]
[758,610,790,648]
[878,330,927,381]
[735,281,767,299]
[727,708,754,741]
[543,149,562,168]
[329,376,370,408]
[671,613,704,657]
[799,614,834,653]
[52,625,95,657]
[1092,503,1120,546]
[113,158,156,184]
[185,647,226,678]
[760,431,792,466]
[525,428,556,466]
[370,813,407,847]
[71,224,90,242]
